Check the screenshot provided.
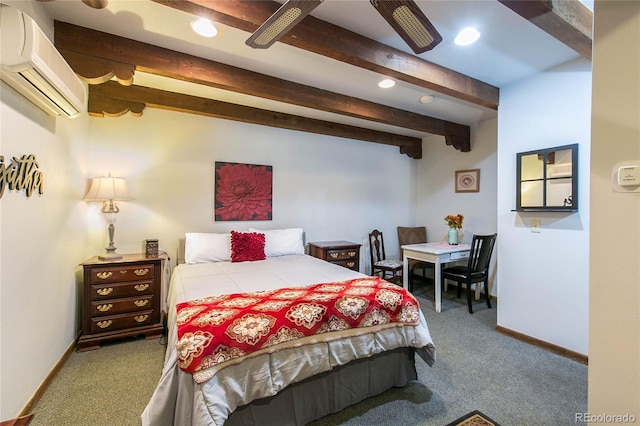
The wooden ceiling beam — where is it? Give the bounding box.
[151,0,499,110]
[88,81,424,159]
[498,0,593,60]
[55,22,470,151]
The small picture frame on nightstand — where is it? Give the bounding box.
[145,239,159,257]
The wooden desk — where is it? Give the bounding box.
[401,242,470,312]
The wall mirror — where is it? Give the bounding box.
[515,143,578,212]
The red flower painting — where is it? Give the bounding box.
[215,162,272,221]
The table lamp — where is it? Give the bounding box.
[83,174,133,260]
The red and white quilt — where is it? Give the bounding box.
[176,276,421,383]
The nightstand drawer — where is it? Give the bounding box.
[88,263,155,284]
[90,280,154,300]
[89,310,154,334]
[90,295,154,317]
[308,241,361,272]
[333,259,358,270]
[326,249,358,261]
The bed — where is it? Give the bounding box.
[142,229,436,425]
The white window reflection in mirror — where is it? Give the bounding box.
[516,144,578,212]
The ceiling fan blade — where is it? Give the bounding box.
[36,0,109,8]
[81,0,109,9]
[246,0,323,49]
[370,0,442,54]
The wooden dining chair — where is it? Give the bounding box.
[369,229,402,284]
[441,233,497,314]
[397,226,432,291]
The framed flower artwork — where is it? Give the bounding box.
[455,169,480,193]
[214,162,273,221]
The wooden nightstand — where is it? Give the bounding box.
[78,254,164,351]
[308,241,361,272]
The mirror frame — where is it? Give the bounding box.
[515,143,578,212]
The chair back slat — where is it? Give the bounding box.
[467,233,497,273]
[369,229,387,263]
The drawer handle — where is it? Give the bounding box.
[329,253,338,259]
[96,271,113,280]
[134,299,149,307]
[135,314,149,323]
[348,251,356,257]
[346,262,355,267]
[97,303,113,312]
[134,283,149,292]
[97,320,113,329]
[97,287,113,296]
[134,268,150,276]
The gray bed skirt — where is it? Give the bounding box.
[226,347,418,425]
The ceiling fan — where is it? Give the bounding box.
[246,0,442,54]
[36,0,108,9]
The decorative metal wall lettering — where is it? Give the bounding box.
[0,154,44,198]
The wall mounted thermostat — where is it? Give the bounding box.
[612,161,640,192]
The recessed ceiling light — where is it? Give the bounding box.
[419,95,435,104]
[378,79,396,89]
[191,18,218,38]
[455,27,480,46]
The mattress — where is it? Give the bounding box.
[142,254,435,425]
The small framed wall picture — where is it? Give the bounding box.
[455,169,480,193]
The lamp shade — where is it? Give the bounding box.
[83,176,133,201]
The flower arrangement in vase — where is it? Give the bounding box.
[444,214,464,245]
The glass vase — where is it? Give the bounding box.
[448,227,459,245]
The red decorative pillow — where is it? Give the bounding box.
[230,231,266,262]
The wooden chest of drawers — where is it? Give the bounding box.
[78,254,164,351]
[308,241,361,272]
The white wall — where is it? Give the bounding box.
[84,109,417,275]
[496,58,591,355]
[589,0,640,416]
[0,84,89,419]
[416,118,498,291]
[0,2,91,417]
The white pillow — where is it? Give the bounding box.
[248,228,304,257]
[184,232,231,264]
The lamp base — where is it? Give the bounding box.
[99,247,122,261]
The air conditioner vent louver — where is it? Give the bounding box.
[0,4,86,118]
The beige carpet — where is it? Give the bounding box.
[28,337,167,426]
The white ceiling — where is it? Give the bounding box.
[37,0,593,137]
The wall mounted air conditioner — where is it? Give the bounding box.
[0,4,87,118]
